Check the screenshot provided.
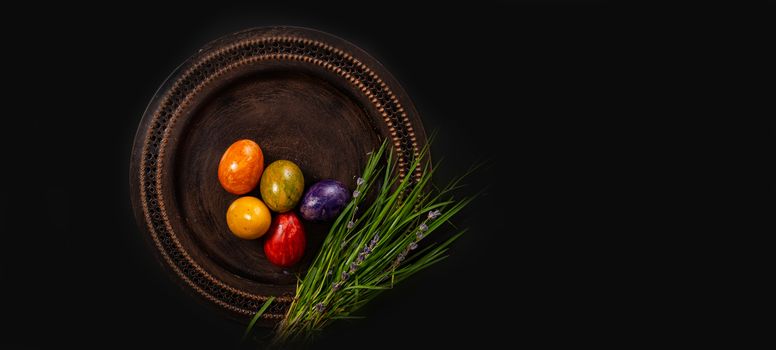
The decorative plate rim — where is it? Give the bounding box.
[130,26,426,321]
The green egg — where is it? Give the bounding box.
[260,160,305,213]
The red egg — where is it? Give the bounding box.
[263,212,306,267]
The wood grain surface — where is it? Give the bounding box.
[130,27,426,324]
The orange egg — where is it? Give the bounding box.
[218,139,264,194]
[226,196,272,239]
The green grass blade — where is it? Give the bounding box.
[241,296,276,343]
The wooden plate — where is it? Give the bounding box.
[129,27,426,325]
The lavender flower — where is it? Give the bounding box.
[359,234,379,264]
[356,177,365,186]
[332,282,342,291]
[314,302,325,313]
[352,190,361,198]
[393,227,423,267]
[347,221,355,229]
[340,238,374,282]
[428,210,442,220]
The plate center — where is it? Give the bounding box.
[173,69,377,285]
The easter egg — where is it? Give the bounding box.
[218,139,264,195]
[226,196,272,239]
[299,179,351,222]
[259,160,304,213]
[263,212,306,267]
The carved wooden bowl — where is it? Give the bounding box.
[129,27,426,325]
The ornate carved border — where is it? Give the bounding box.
[137,31,421,319]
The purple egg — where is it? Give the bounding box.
[299,179,351,222]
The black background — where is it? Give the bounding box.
[0,1,674,348]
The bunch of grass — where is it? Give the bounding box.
[245,140,474,344]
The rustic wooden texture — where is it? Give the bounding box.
[129,26,426,325]
[172,70,376,285]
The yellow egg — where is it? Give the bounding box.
[226,196,272,239]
